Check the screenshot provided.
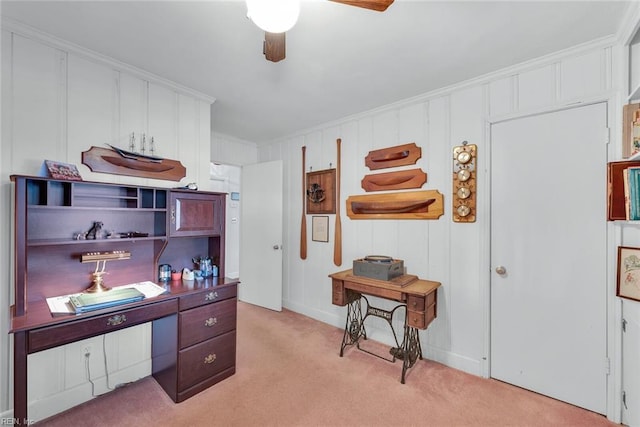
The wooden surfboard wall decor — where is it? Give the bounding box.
[361,168,427,192]
[82,146,186,181]
[346,190,444,220]
[364,142,421,170]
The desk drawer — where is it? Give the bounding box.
[178,330,236,390]
[179,298,236,349]
[179,285,237,311]
[407,295,424,311]
[407,302,436,329]
[332,279,345,305]
[28,299,178,353]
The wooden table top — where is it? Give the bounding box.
[329,269,440,297]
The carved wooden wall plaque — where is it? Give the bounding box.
[361,168,427,192]
[346,190,444,220]
[365,143,422,170]
[82,146,186,181]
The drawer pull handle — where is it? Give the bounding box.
[204,353,217,364]
[204,317,218,327]
[205,291,218,301]
[107,314,126,326]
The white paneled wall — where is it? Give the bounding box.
[258,39,620,380]
[211,132,258,166]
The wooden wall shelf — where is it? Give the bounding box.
[346,190,444,220]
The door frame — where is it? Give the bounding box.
[480,96,622,422]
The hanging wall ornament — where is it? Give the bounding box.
[306,169,336,214]
[452,141,477,223]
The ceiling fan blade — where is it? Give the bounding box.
[264,32,286,62]
[328,0,394,12]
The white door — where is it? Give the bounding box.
[622,302,640,426]
[239,160,283,311]
[490,103,607,414]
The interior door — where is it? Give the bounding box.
[622,302,640,426]
[490,103,608,414]
[239,160,283,311]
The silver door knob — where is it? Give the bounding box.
[273,245,281,250]
[495,266,507,275]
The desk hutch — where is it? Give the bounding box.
[9,175,239,423]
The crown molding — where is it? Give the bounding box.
[263,34,618,146]
[1,17,216,105]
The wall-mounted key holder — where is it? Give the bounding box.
[452,141,477,223]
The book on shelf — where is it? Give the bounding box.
[623,166,640,221]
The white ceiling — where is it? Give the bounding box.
[0,0,632,143]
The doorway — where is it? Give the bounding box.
[490,103,608,414]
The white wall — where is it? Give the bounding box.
[212,132,258,166]
[258,35,625,419]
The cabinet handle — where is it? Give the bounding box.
[204,317,217,327]
[205,291,218,302]
[204,353,217,364]
[171,206,176,224]
[107,314,126,326]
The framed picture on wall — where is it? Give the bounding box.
[623,103,640,158]
[312,216,329,242]
[616,246,640,302]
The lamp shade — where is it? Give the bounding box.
[246,0,300,33]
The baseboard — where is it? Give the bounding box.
[282,299,483,377]
[423,344,483,377]
[26,360,151,423]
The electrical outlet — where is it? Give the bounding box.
[83,345,91,358]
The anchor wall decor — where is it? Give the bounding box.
[306,168,336,214]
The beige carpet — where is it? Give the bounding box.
[38,301,615,426]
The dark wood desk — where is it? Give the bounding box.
[10,277,239,425]
[329,269,440,383]
[9,175,236,424]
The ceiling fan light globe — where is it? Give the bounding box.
[246,0,300,33]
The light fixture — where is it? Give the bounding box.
[80,250,131,293]
[246,0,300,33]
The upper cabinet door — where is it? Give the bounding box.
[170,191,223,237]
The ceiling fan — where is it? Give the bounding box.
[246,0,395,62]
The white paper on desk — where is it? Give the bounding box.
[46,281,166,316]
[114,281,168,298]
[46,295,76,315]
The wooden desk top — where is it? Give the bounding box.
[329,269,440,298]
[10,277,240,334]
